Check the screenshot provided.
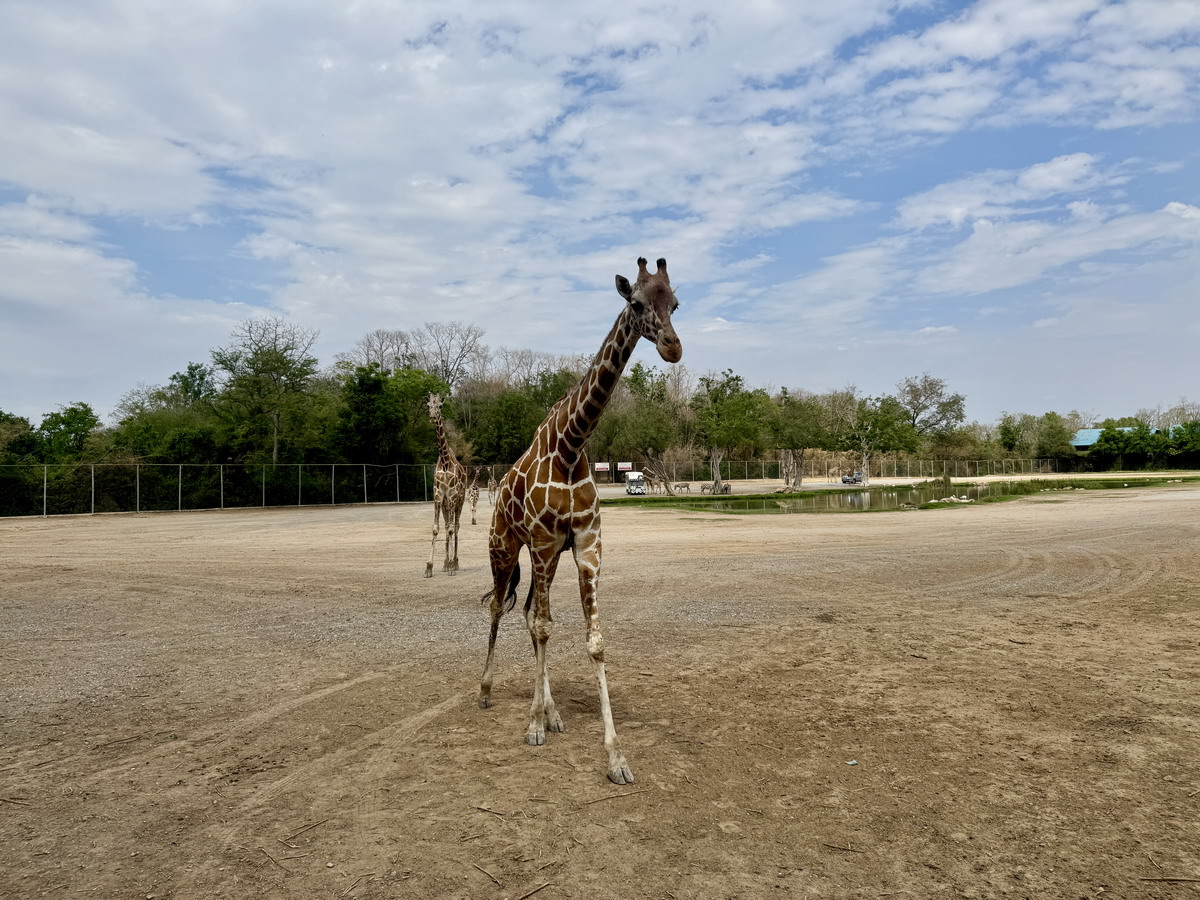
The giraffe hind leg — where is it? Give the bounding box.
[479,553,520,709]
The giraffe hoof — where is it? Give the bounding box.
[607,764,635,785]
[423,566,433,578]
[525,728,546,746]
[478,694,492,709]
[546,711,565,733]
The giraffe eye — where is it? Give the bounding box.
[630,300,644,313]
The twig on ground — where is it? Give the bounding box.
[1007,638,1032,645]
[257,847,287,870]
[1,797,32,806]
[474,806,506,819]
[96,732,148,748]
[581,789,650,806]
[1140,877,1200,883]
[277,838,299,850]
[516,883,554,900]
[340,872,376,896]
[1147,852,1162,870]
[283,818,329,842]
[473,863,502,886]
[822,843,865,853]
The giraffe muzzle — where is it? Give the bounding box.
[656,332,682,364]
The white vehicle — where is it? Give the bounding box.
[625,471,646,495]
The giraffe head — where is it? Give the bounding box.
[427,393,444,419]
[615,257,682,364]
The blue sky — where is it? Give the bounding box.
[1,0,1198,426]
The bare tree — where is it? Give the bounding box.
[410,322,488,388]
[335,328,414,374]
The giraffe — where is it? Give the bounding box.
[478,257,682,784]
[468,467,482,526]
[425,393,467,578]
[486,470,498,505]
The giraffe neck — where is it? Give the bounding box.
[557,305,641,453]
[433,411,453,464]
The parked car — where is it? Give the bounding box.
[625,471,646,495]
[841,471,863,484]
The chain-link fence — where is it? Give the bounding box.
[1,456,1060,518]
[0,463,519,518]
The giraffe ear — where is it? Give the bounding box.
[615,274,633,301]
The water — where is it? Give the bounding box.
[672,483,1008,514]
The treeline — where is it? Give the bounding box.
[3,316,1200,480]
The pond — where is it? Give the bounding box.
[669,482,1029,514]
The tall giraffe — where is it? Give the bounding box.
[479,257,682,784]
[425,393,467,578]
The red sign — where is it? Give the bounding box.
[594,462,610,471]
[617,462,633,471]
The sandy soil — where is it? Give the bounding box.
[2,482,1198,899]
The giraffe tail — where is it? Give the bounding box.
[479,561,521,614]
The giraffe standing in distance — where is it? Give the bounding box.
[468,467,482,526]
[425,394,467,578]
[479,257,682,784]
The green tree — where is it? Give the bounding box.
[895,373,966,437]
[37,403,102,462]
[835,396,917,485]
[691,370,770,492]
[771,388,831,490]
[0,410,37,463]
[334,365,448,465]
[593,363,688,491]
[1034,412,1078,460]
[210,317,320,463]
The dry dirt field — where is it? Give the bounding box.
[2,482,1199,899]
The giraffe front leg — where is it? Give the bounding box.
[445,507,462,574]
[425,502,441,578]
[524,550,561,745]
[576,540,633,784]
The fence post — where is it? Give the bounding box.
[43,465,48,517]
[331,464,336,505]
[363,464,368,505]
[423,465,428,502]
[297,464,302,506]
[395,464,400,503]
[262,465,266,508]
[179,464,183,511]
[220,465,224,509]
[136,465,141,513]
[91,465,95,514]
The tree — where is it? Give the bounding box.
[37,403,102,462]
[0,410,37,463]
[691,370,770,492]
[997,412,1037,456]
[1034,412,1078,460]
[771,388,830,490]
[210,317,320,463]
[895,373,966,436]
[410,322,488,389]
[834,395,917,485]
[335,328,414,375]
[333,365,448,465]
[595,362,689,493]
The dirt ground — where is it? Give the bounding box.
[2,481,1198,899]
